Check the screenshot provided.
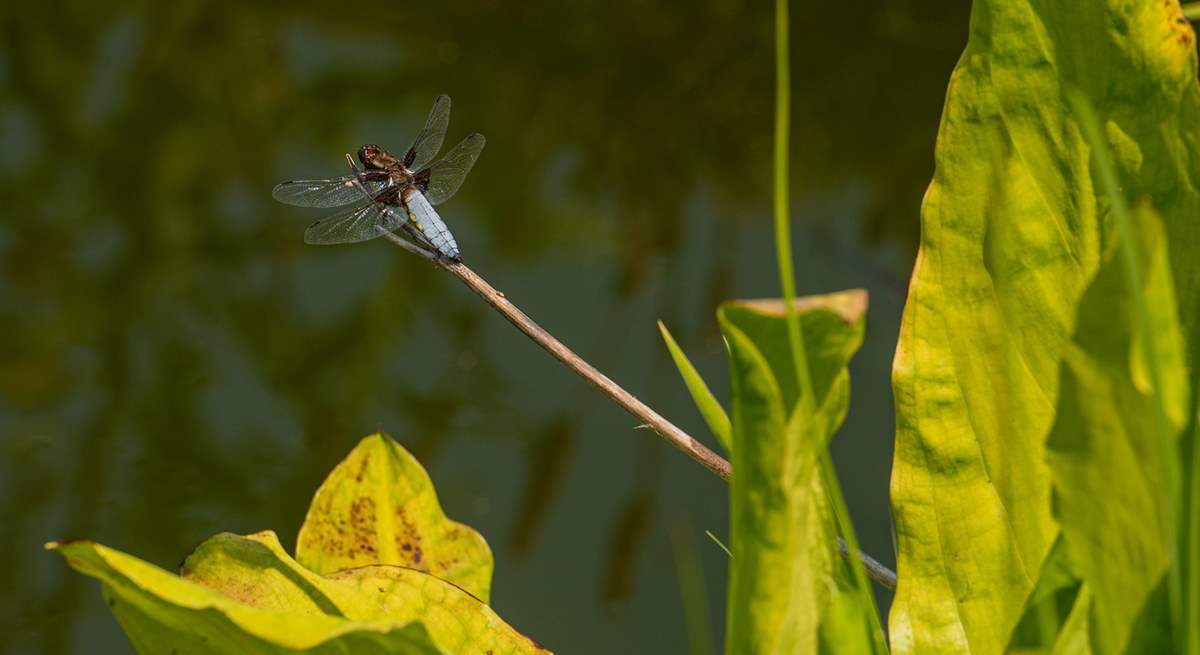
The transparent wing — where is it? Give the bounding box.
[405,94,451,172]
[303,201,402,245]
[272,175,387,208]
[421,133,486,205]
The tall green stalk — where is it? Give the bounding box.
[773,0,812,410]
[1189,413,1199,655]
[773,0,885,649]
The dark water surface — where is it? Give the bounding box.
[0,2,967,652]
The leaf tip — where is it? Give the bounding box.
[723,288,869,324]
[656,319,673,342]
[45,538,86,552]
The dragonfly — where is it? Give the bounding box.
[272,95,485,262]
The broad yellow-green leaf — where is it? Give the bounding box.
[818,571,881,655]
[657,320,732,451]
[46,539,443,654]
[890,1,1200,652]
[1048,586,1093,655]
[296,433,493,602]
[48,533,547,655]
[182,531,548,654]
[719,291,880,654]
[1004,536,1085,653]
[1045,207,1187,654]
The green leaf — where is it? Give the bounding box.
[719,291,867,429]
[296,433,493,602]
[1005,536,1085,652]
[657,320,732,452]
[719,291,880,654]
[46,539,442,654]
[889,1,1200,652]
[1049,586,1094,655]
[1045,206,1187,654]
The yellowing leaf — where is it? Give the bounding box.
[720,291,866,425]
[296,433,493,602]
[719,291,880,654]
[889,1,1200,652]
[1045,206,1186,654]
[1004,536,1085,653]
[46,539,444,654]
[182,531,548,654]
[48,433,547,654]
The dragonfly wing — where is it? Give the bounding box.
[419,133,486,205]
[404,94,451,172]
[303,201,400,245]
[273,175,387,207]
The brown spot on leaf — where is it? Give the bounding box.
[348,495,379,561]
[354,453,370,483]
[392,506,428,571]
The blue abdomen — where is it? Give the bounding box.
[404,189,460,260]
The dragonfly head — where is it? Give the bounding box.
[357,144,385,170]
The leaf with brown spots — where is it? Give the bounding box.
[45,533,550,654]
[296,433,494,602]
[45,538,445,654]
[183,531,549,654]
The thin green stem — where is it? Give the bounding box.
[774,0,886,649]
[1189,425,1199,655]
[705,529,733,559]
[821,453,888,650]
[773,0,814,411]
[1185,325,1200,655]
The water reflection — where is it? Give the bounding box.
[0,1,967,652]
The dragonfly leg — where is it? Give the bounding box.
[401,222,438,253]
[379,201,437,256]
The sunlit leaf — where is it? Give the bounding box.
[657,320,732,452]
[1004,536,1085,653]
[1045,205,1187,654]
[719,291,881,654]
[1048,586,1094,655]
[889,1,1200,652]
[46,539,443,654]
[296,433,493,602]
[182,531,548,654]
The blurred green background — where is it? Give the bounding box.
[0,2,968,652]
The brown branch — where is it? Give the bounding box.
[381,231,897,591]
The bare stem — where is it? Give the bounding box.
[381,231,897,591]
[838,537,898,591]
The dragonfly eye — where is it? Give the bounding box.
[358,145,381,169]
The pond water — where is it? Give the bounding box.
[0,2,968,652]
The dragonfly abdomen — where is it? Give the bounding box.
[404,189,460,261]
